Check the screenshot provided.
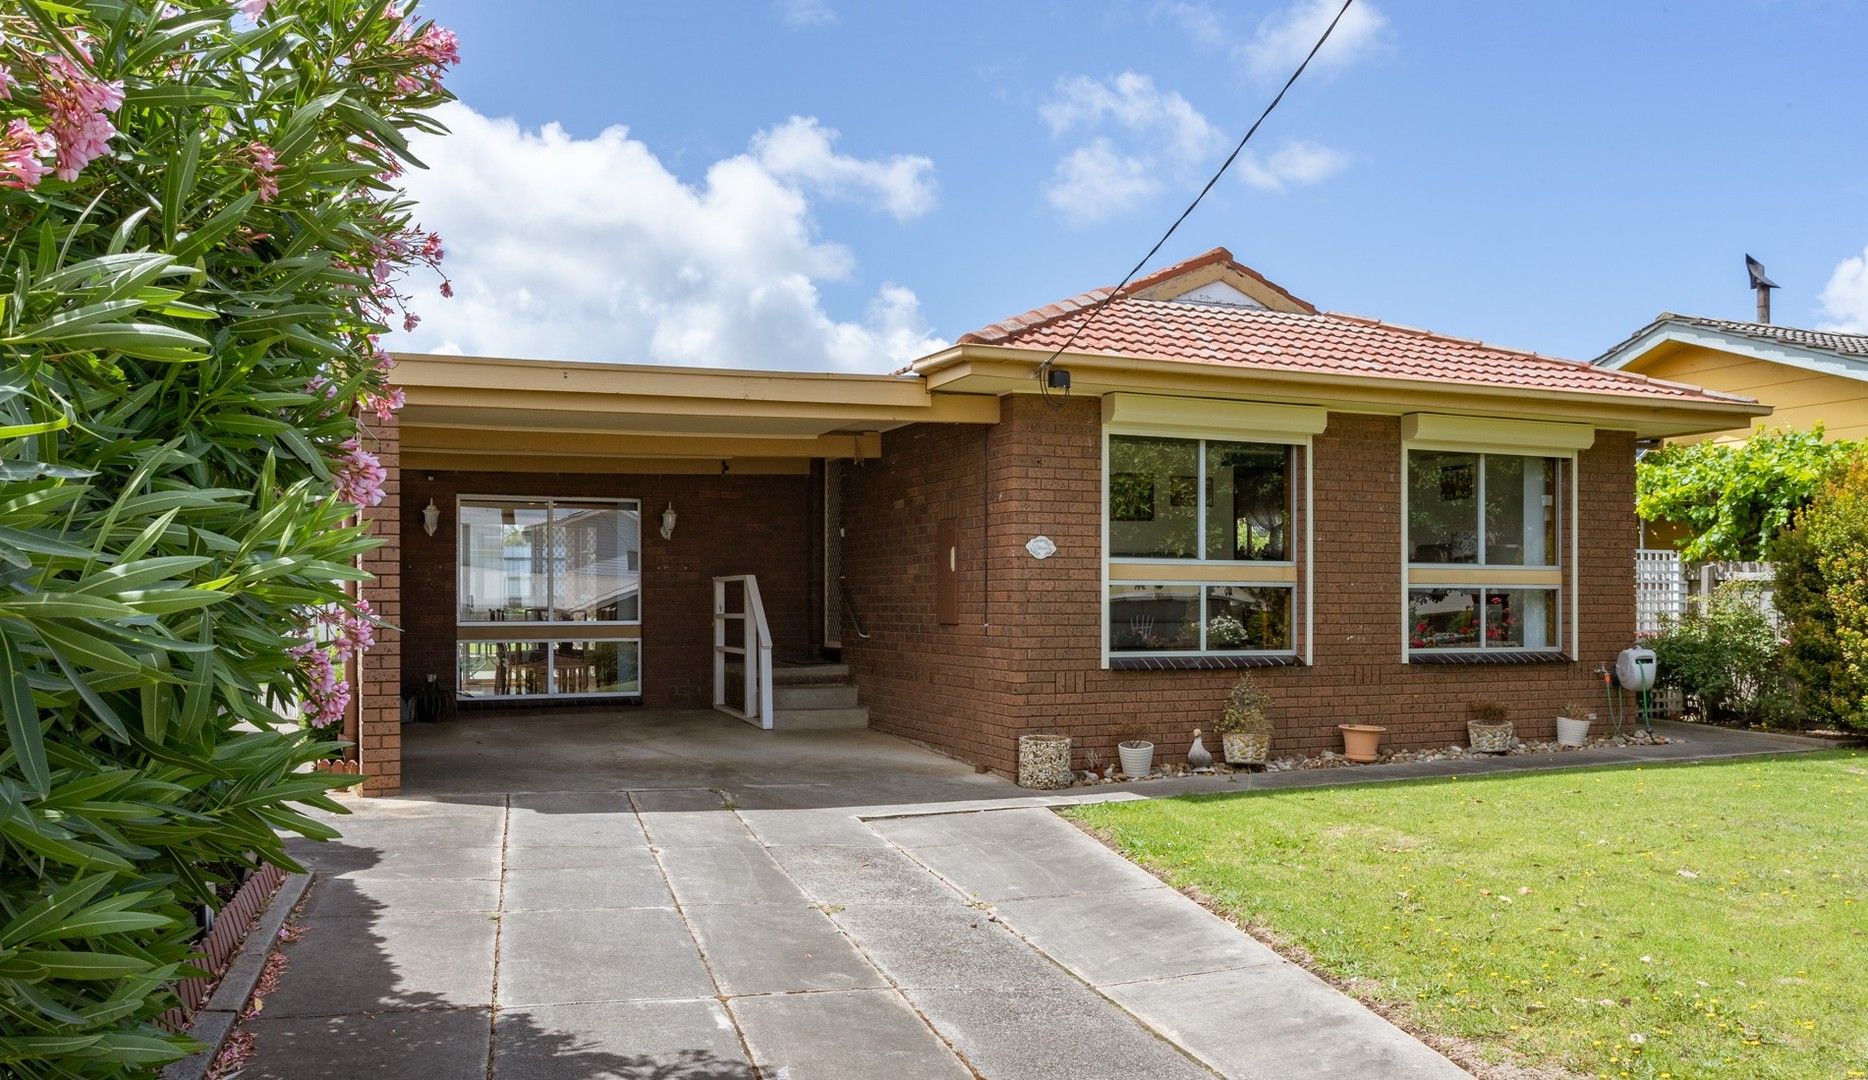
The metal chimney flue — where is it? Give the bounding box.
[1745,254,1777,324]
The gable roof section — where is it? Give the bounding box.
[957,247,1316,346]
[1594,313,1868,385]
[948,251,1749,407]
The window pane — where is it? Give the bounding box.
[1486,589,1558,649]
[458,500,551,622]
[1206,443,1290,561]
[458,640,548,696]
[1408,451,1478,563]
[551,501,641,621]
[1484,456,1558,566]
[552,640,641,695]
[1109,436,1199,558]
[1205,586,1292,651]
[1408,588,1481,650]
[1109,585,1200,652]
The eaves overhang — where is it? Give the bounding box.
[913,343,1770,440]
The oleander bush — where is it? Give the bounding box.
[0,1,453,1073]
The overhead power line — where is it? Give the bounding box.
[1036,0,1358,386]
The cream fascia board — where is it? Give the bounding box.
[914,345,1769,437]
[1401,413,1595,455]
[1102,393,1326,441]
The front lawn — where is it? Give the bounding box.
[1064,752,1867,1080]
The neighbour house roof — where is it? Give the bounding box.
[941,248,1757,409]
[1593,312,1868,383]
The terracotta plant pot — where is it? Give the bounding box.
[1222,731,1268,765]
[1338,724,1386,763]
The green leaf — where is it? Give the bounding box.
[0,627,49,797]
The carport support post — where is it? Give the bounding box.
[357,411,402,796]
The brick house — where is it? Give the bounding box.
[352,249,1765,794]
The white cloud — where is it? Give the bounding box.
[1240,0,1388,80]
[1155,2,1229,49]
[777,0,836,27]
[1041,72,1218,165]
[1818,245,1868,333]
[1040,72,1221,224]
[1045,138,1163,223]
[393,101,944,372]
[751,116,936,221]
[1236,139,1350,193]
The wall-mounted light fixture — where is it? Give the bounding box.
[422,498,441,537]
[659,502,677,540]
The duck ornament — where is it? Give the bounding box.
[1187,728,1214,772]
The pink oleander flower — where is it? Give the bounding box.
[0,63,16,100]
[238,0,273,18]
[332,438,387,508]
[41,53,124,181]
[402,311,420,332]
[247,141,279,201]
[0,119,55,190]
[363,386,404,422]
[289,641,349,730]
[439,280,453,298]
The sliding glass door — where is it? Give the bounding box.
[455,496,642,699]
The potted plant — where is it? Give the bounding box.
[1217,673,1272,765]
[1338,722,1386,762]
[1556,702,1594,747]
[1468,700,1513,753]
[1117,730,1155,778]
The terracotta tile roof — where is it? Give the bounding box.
[961,294,1753,405]
[1605,313,1868,361]
[946,248,1751,405]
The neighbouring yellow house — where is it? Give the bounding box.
[1593,314,1868,443]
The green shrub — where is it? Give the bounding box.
[1648,582,1792,725]
[0,2,454,1074]
[1635,427,1858,561]
[1773,454,1868,731]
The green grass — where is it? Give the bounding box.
[1064,752,1868,1080]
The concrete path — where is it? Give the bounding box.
[237,714,1836,1079]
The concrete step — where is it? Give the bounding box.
[772,663,850,685]
[771,706,870,731]
[774,683,860,710]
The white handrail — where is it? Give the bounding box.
[712,574,774,729]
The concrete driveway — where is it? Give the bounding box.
[238,710,1826,1079]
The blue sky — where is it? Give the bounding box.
[396,0,1868,370]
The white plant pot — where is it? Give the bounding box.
[1118,741,1154,777]
[1555,715,1592,748]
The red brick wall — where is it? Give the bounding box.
[399,470,817,711]
[840,423,1028,767]
[844,395,1638,775]
[358,413,402,795]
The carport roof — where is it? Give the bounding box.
[390,353,998,473]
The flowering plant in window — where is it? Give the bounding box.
[0,1,454,1071]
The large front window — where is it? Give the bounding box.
[1406,451,1561,655]
[1106,435,1298,657]
[456,496,642,697]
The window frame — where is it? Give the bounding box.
[1400,446,1575,660]
[1101,428,1312,667]
[454,494,643,699]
